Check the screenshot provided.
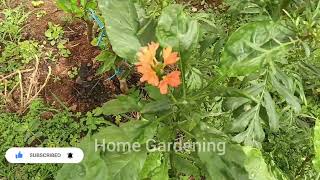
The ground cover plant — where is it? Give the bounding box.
[1,0,320,179]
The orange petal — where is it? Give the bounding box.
[158,80,169,94]
[137,65,159,86]
[163,47,179,66]
[165,71,181,87]
[137,42,159,67]
[148,42,159,57]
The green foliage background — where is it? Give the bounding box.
[1,0,320,179]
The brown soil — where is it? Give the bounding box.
[19,0,122,112]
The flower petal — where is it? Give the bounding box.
[137,42,159,67]
[163,47,179,66]
[165,71,181,87]
[158,80,169,94]
[137,65,159,86]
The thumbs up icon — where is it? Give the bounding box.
[15,151,23,159]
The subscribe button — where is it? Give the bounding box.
[5,148,84,164]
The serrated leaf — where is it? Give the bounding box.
[192,123,249,180]
[231,105,258,132]
[140,152,169,180]
[270,74,301,113]
[220,21,291,77]
[173,155,200,178]
[187,67,203,90]
[263,91,279,132]
[232,105,265,148]
[139,152,162,179]
[105,150,147,180]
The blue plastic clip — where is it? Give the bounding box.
[88,8,106,47]
[107,68,122,80]
[88,9,123,80]
[88,8,105,29]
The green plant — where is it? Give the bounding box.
[1,0,320,179]
[35,10,47,19]
[0,40,40,73]
[45,22,72,58]
[57,40,71,58]
[55,0,97,42]
[45,22,65,46]
[67,67,79,79]
[0,100,86,179]
[55,1,320,179]
[0,5,29,42]
[18,40,40,64]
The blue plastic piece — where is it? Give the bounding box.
[88,9,122,80]
[107,68,122,80]
[88,9,105,30]
[88,8,106,47]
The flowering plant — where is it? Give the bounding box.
[136,42,181,94]
[57,0,318,179]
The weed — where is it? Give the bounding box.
[67,67,79,79]
[0,99,113,179]
[57,40,71,58]
[35,10,46,19]
[0,6,29,42]
[45,22,64,46]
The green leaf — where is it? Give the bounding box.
[314,119,320,172]
[137,18,157,45]
[232,105,265,148]
[197,142,249,180]
[156,4,199,51]
[56,0,85,17]
[231,105,259,132]
[193,123,249,180]
[95,51,116,75]
[145,85,167,101]
[139,152,162,179]
[220,21,291,77]
[105,150,147,180]
[98,0,141,61]
[173,155,200,178]
[93,95,141,116]
[56,120,158,180]
[263,91,279,132]
[141,99,171,114]
[243,146,278,180]
[140,152,169,180]
[187,67,203,90]
[270,73,301,113]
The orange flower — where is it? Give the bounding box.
[163,47,179,66]
[137,65,159,86]
[158,71,181,94]
[136,42,159,66]
[136,42,181,94]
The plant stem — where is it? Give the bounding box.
[85,20,94,43]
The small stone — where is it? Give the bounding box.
[191,7,198,12]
